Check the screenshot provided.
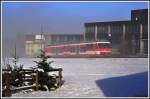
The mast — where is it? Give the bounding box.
[40,25,45,54]
[14,43,17,67]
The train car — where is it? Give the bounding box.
[45,41,112,57]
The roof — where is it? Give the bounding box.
[84,20,146,26]
[50,34,83,36]
[25,34,83,39]
[25,35,35,41]
[46,41,110,48]
[131,9,148,12]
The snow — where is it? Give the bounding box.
[3,58,148,97]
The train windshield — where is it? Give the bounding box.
[98,43,111,48]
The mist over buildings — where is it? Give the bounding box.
[2,2,148,58]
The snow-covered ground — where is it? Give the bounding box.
[3,58,148,97]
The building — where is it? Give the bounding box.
[84,9,148,55]
[131,9,148,23]
[25,34,45,57]
[46,34,83,45]
[25,34,83,57]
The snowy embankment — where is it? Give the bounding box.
[3,58,148,97]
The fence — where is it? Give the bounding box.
[2,68,63,97]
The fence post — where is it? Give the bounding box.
[24,70,25,85]
[58,68,62,87]
[35,70,39,91]
[4,73,11,97]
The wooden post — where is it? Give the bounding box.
[35,70,39,91]
[23,70,25,84]
[4,73,11,97]
[22,70,25,86]
[58,68,62,87]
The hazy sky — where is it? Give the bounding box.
[2,2,148,39]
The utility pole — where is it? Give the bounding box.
[14,43,17,66]
[13,43,18,69]
[40,25,46,52]
[40,25,44,51]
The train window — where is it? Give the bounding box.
[51,48,55,53]
[52,47,59,53]
[57,47,64,53]
[60,47,64,53]
[98,43,110,48]
[80,47,86,52]
[53,47,58,53]
[86,44,93,50]
[69,46,76,52]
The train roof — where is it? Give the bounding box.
[46,41,111,48]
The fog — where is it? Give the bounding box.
[2,2,148,57]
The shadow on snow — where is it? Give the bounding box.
[95,71,148,97]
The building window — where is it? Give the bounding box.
[35,35,45,40]
[56,36,60,42]
[97,26,108,33]
[86,33,95,41]
[85,26,95,34]
[73,37,76,41]
[64,37,68,42]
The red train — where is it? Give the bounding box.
[45,41,112,57]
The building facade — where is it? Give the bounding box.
[47,34,83,45]
[25,34,45,57]
[84,9,148,55]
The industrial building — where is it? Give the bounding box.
[25,9,148,57]
[84,9,148,55]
